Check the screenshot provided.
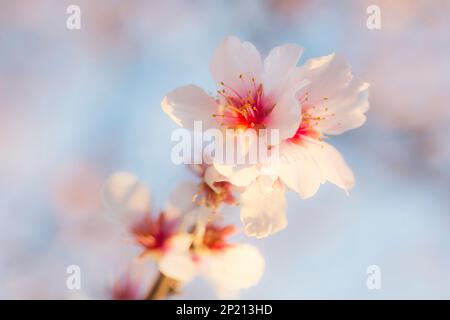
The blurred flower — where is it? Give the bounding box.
[111,274,142,300]
[50,162,104,216]
[110,258,155,300]
[102,171,152,224]
[190,164,236,208]
[102,172,180,248]
[131,212,177,259]
[267,0,306,20]
[159,225,264,298]
[102,170,264,298]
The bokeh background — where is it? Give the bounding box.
[1,0,450,299]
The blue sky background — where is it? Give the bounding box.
[1,0,449,299]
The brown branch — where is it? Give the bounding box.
[144,173,227,300]
[145,272,178,300]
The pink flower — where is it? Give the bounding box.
[275,54,369,199]
[162,37,369,239]
[102,172,180,257]
[162,36,308,141]
[158,224,265,298]
[131,212,177,258]
[111,274,141,300]
[218,54,369,238]
[102,171,264,297]
[188,164,236,208]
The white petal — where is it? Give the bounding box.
[313,81,370,135]
[212,287,239,300]
[203,244,265,293]
[264,81,307,141]
[204,165,227,193]
[187,206,213,240]
[102,172,150,223]
[277,139,354,195]
[304,140,355,192]
[178,206,214,235]
[159,252,197,283]
[213,162,260,187]
[210,36,263,96]
[158,234,198,283]
[297,54,352,104]
[262,44,308,142]
[276,141,323,199]
[240,178,287,238]
[161,85,219,130]
[297,54,369,135]
[263,43,304,99]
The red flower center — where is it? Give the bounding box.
[288,93,333,144]
[213,75,273,130]
[131,212,175,253]
[202,224,235,251]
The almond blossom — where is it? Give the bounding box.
[158,176,264,297]
[162,36,308,142]
[159,225,264,298]
[102,172,179,257]
[219,54,370,238]
[102,171,264,298]
[162,36,370,238]
[131,212,177,259]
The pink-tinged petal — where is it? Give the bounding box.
[296,54,352,105]
[158,234,197,282]
[312,81,370,135]
[210,36,263,96]
[204,165,227,193]
[203,244,265,294]
[264,79,308,141]
[275,141,323,199]
[296,54,369,135]
[304,140,355,193]
[277,139,354,196]
[263,43,304,99]
[240,178,287,238]
[213,162,260,187]
[161,85,219,130]
[178,206,214,234]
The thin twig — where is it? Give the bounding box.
[145,272,178,300]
